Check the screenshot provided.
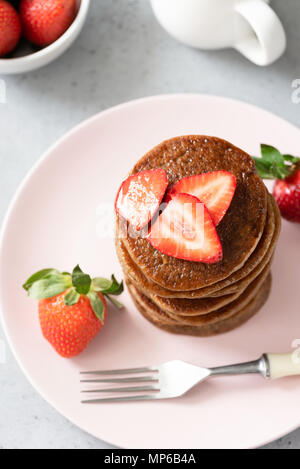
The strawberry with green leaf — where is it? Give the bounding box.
[253,145,300,223]
[23,266,123,358]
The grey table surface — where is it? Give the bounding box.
[0,0,299,450]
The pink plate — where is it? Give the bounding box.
[1,95,300,449]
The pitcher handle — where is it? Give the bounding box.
[234,0,286,66]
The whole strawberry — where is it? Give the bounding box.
[273,169,300,223]
[24,266,123,358]
[0,0,21,57]
[253,145,300,223]
[20,0,76,47]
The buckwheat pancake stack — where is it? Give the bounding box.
[116,136,281,336]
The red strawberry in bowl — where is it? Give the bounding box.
[20,0,77,47]
[23,265,124,358]
[0,0,22,57]
[167,171,237,226]
[147,193,223,263]
[253,144,300,223]
[115,169,168,231]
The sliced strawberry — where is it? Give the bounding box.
[167,171,237,226]
[147,193,223,263]
[115,169,168,231]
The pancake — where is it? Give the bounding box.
[128,274,272,337]
[149,261,271,321]
[146,283,240,316]
[116,195,280,298]
[148,260,272,317]
[119,136,267,291]
[127,260,270,325]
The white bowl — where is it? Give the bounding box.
[0,0,90,75]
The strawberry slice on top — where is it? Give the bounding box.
[167,171,237,226]
[147,193,223,263]
[115,169,168,231]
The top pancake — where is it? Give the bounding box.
[118,136,267,291]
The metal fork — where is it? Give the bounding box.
[80,353,300,404]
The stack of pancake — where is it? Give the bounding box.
[116,136,281,336]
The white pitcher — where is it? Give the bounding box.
[150,0,286,66]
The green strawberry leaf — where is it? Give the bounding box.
[64,288,80,306]
[92,275,124,309]
[252,157,273,179]
[28,273,72,300]
[109,279,124,296]
[23,268,60,291]
[270,162,290,179]
[87,292,105,323]
[261,144,285,166]
[253,145,300,180]
[283,154,298,163]
[92,275,124,296]
[72,265,91,295]
[92,277,112,291]
[106,295,124,310]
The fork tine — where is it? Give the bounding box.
[80,367,157,375]
[81,394,160,404]
[81,385,159,393]
[80,376,159,384]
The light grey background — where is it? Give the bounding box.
[0,0,299,450]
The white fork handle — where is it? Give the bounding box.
[267,353,300,379]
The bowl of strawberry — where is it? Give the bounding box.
[0,0,90,74]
